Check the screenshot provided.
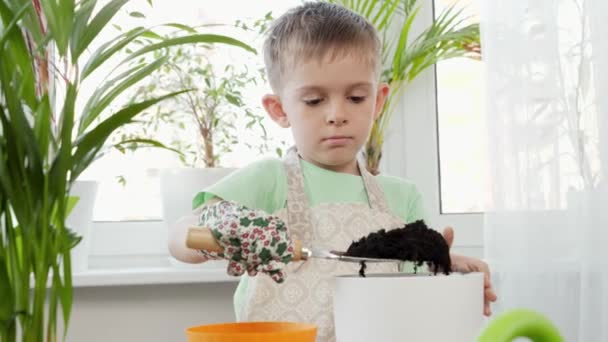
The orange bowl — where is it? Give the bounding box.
[186,322,317,342]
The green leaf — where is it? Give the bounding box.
[376,0,400,31]
[74,0,129,60]
[113,138,184,156]
[72,90,191,179]
[70,0,97,59]
[47,263,60,339]
[49,83,77,214]
[39,0,75,57]
[392,6,420,80]
[39,0,62,54]
[58,0,76,54]
[0,1,37,107]
[79,55,169,134]
[140,30,164,40]
[33,96,52,162]
[116,176,126,186]
[129,11,145,18]
[164,23,197,34]
[122,34,256,64]
[65,196,80,217]
[0,255,14,322]
[224,94,241,106]
[0,70,44,212]
[59,247,74,339]
[80,26,149,80]
[0,1,31,48]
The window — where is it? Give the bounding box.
[78,0,297,222]
[434,0,487,214]
[380,0,484,257]
[82,0,485,267]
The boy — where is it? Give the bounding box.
[169,2,496,341]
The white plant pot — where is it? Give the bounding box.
[66,180,99,274]
[160,167,235,268]
[333,272,484,342]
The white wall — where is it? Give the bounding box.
[66,282,237,342]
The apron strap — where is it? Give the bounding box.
[282,146,393,241]
[283,147,315,243]
[356,154,392,213]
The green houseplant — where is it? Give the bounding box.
[117,43,270,168]
[327,0,481,174]
[115,15,277,168]
[0,0,254,340]
[107,16,281,240]
[123,54,268,167]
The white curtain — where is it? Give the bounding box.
[481,0,608,340]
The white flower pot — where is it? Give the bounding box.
[66,180,99,274]
[333,272,484,342]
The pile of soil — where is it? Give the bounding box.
[345,220,451,277]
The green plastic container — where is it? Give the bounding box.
[478,309,565,342]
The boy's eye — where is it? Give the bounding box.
[303,98,323,106]
[349,96,366,103]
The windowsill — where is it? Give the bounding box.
[71,266,238,288]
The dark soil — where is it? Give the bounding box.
[345,220,451,277]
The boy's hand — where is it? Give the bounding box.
[197,200,295,283]
[442,227,498,317]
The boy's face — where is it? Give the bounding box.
[263,51,389,174]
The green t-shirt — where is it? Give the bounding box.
[193,158,426,222]
[192,157,428,319]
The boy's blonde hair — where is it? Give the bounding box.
[263,2,381,93]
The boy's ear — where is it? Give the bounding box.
[262,94,290,128]
[373,83,390,120]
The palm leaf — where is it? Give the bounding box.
[72,89,191,179]
[79,54,169,134]
[114,138,185,156]
[0,0,266,339]
[80,26,150,80]
[123,33,256,62]
[72,0,129,60]
[70,0,97,59]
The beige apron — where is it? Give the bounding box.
[239,148,405,342]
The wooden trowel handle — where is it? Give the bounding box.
[186,227,305,261]
[186,227,223,253]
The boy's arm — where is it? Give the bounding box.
[169,158,286,263]
[171,199,295,283]
[168,198,221,263]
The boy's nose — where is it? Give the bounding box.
[326,103,348,125]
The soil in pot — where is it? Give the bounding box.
[344,220,451,277]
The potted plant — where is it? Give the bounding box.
[0,0,253,340]
[327,0,481,174]
[111,16,283,230]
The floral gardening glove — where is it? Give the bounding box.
[197,200,295,283]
